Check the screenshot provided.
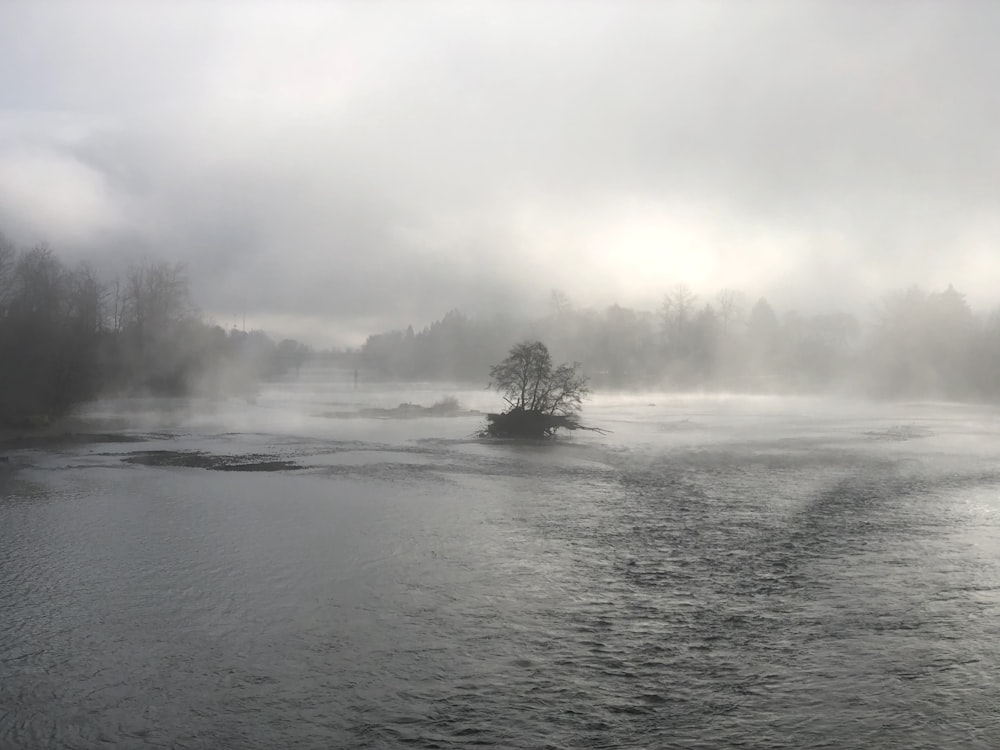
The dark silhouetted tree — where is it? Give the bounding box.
[484,341,593,438]
[0,245,104,424]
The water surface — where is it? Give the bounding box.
[3,382,1000,748]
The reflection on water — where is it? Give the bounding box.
[2,383,1000,748]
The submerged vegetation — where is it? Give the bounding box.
[124,450,302,472]
[320,396,480,420]
[483,341,602,438]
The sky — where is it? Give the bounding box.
[0,1,998,347]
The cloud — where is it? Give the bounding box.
[1,1,998,345]
[0,145,126,245]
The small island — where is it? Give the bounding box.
[482,340,604,438]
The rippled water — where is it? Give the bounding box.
[3,378,1000,749]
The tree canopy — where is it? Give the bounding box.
[484,341,595,438]
[0,237,313,429]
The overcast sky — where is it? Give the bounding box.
[1,1,998,346]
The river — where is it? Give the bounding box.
[2,375,999,748]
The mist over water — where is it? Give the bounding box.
[3,5,1000,746]
[3,375,1000,748]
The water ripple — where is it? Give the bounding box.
[3,401,1000,748]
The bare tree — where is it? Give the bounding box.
[549,289,573,317]
[715,288,746,334]
[123,260,192,341]
[0,233,15,315]
[109,276,125,333]
[11,244,65,320]
[661,283,698,335]
[486,340,594,437]
[67,262,106,335]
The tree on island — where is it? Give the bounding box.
[483,340,602,438]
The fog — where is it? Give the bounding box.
[8,9,1000,745]
[2,2,999,347]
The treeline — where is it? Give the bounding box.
[0,238,310,427]
[361,285,1000,401]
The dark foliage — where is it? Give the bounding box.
[483,341,597,438]
[0,237,312,428]
[483,408,588,438]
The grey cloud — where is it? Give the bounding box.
[1,1,999,344]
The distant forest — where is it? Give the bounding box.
[4,235,999,429]
[360,285,1000,401]
[0,238,310,428]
